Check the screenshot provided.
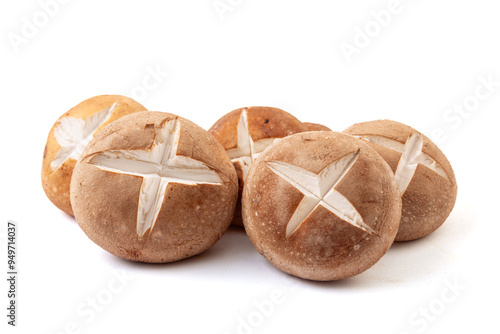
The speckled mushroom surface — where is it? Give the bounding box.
[70,111,238,263]
[344,120,457,241]
[242,131,401,281]
[209,106,306,226]
[41,95,147,216]
[302,122,331,132]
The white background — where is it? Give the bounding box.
[1,1,499,333]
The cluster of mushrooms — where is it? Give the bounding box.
[42,95,457,281]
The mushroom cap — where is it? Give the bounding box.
[71,111,238,263]
[209,106,306,226]
[302,122,332,132]
[344,120,458,241]
[242,131,401,281]
[41,95,147,216]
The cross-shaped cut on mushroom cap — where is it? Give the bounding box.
[360,133,450,194]
[226,109,276,181]
[88,119,224,238]
[51,103,118,171]
[267,150,376,238]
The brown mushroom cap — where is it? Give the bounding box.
[71,111,238,263]
[209,106,306,227]
[242,131,401,281]
[302,122,332,132]
[41,95,147,216]
[344,120,457,241]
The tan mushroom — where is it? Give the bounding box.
[242,131,401,281]
[209,106,306,226]
[41,95,147,216]
[71,111,238,263]
[302,122,331,132]
[344,120,457,241]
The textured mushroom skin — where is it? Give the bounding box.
[41,95,147,216]
[242,131,401,281]
[209,107,306,226]
[302,122,331,132]
[71,111,238,263]
[344,120,458,241]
